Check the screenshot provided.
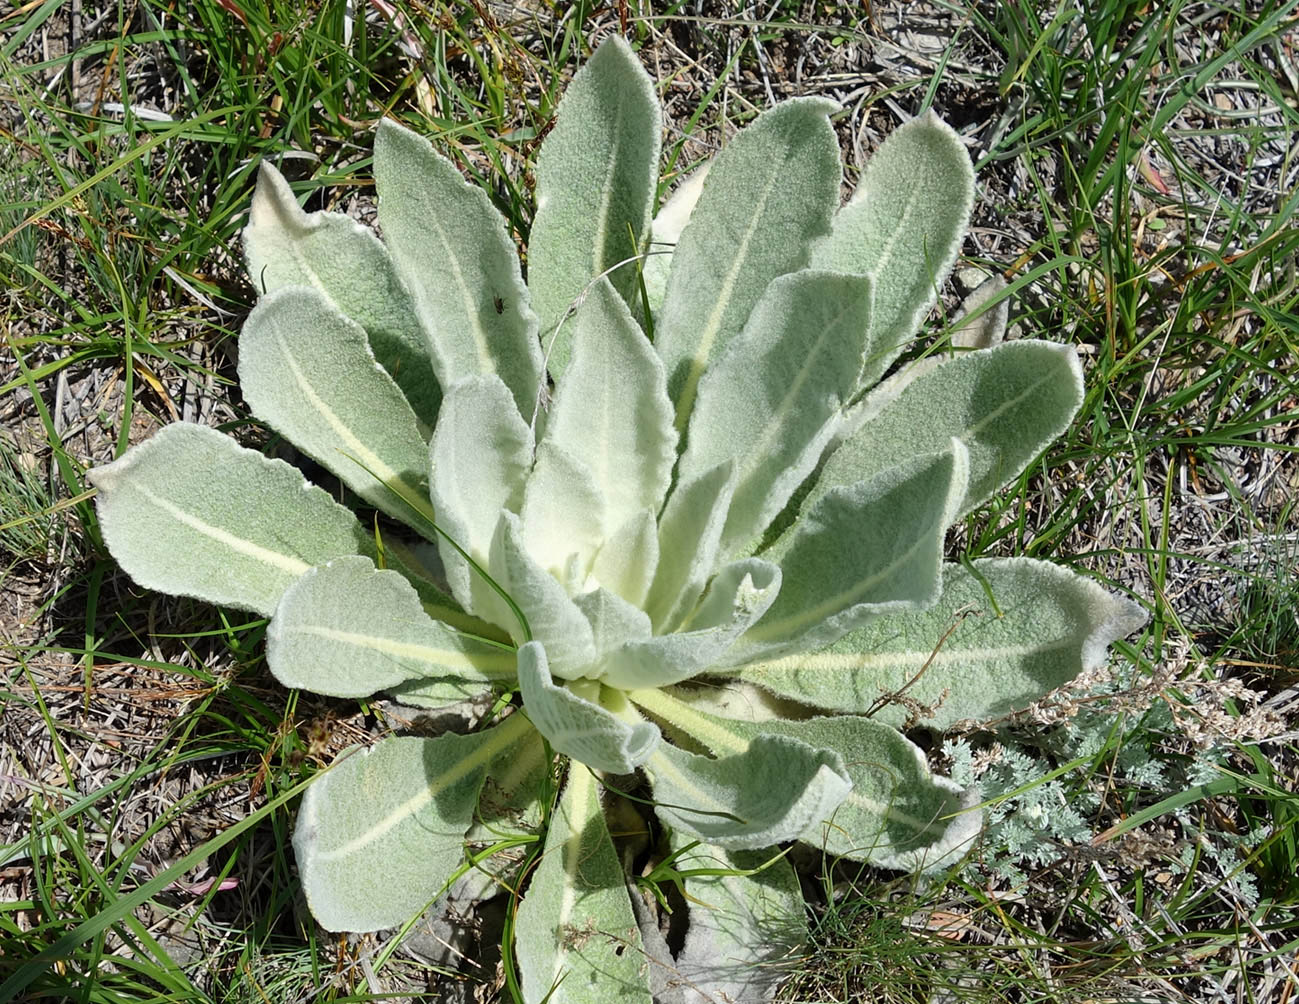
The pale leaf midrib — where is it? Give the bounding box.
[281,216,333,302]
[132,483,309,577]
[863,188,918,281]
[965,365,1063,440]
[591,102,625,282]
[554,766,594,988]
[430,215,494,375]
[290,625,516,677]
[277,335,433,522]
[278,336,400,487]
[844,786,950,841]
[628,688,748,757]
[742,637,1074,675]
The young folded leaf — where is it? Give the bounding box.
[517,641,659,773]
[678,269,874,557]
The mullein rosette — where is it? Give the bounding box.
[89,38,1146,1004]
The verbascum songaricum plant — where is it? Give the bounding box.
[89,38,1146,1003]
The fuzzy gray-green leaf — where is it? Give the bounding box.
[520,441,607,591]
[243,161,440,427]
[671,838,806,1004]
[655,98,841,431]
[591,508,659,608]
[600,559,780,690]
[491,514,597,673]
[650,701,978,871]
[810,111,974,384]
[679,269,874,556]
[574,587,652,663]
[238,286,434,528]
[741,444,968,655]
[819,339,1084,517]
[514,767,652,1004]
[293,714,532,932]
[88,423,369,615]
[643,461,736,633]
[267,555,516,701]
[736,557,1148,728]
[646,733,850,848]
[374,118,543,419]
[529,37,660,376]
[745,715,979,870]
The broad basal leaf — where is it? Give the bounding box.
[678,269,874,556]
[655,97,841,431]
[736,557,1147,727]
[670,837,806,1004]
[630,690,977,871]
[429,374,534,611]
[380,536,504,641]
[528,37,661,376]
[739,444,969,656]
[544,279,676,536]
[374,118,544,419]
[810,111,974,386]
[462,731,548,890]
[517,641,659,774]
[238,286,434,528]
[645,733,850,848]
[514,767,652,1004]
[268,555,516,702]
[745,714,979,871]
[817,339,1084,517]
[293,713,532,932]
[88,423,368,615]
[243,161,440,427]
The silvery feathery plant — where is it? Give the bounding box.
[89,38,1146,1003]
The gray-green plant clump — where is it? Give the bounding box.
[89,37,1146,1003]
